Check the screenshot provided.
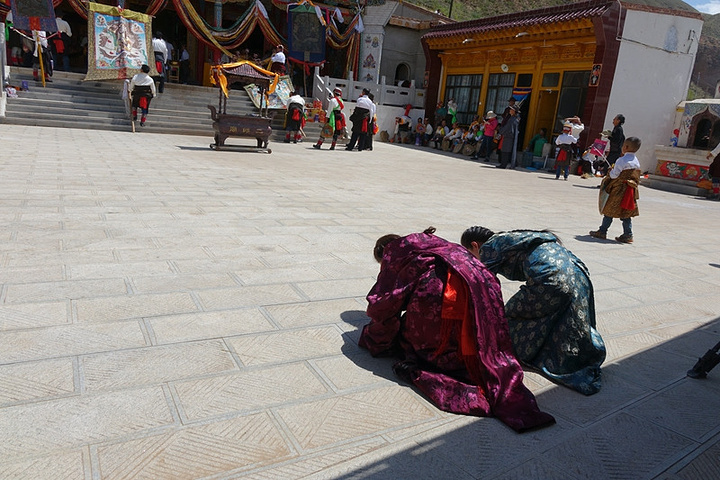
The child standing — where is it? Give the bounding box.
[589,137,642,243]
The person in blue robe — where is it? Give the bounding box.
[461,227,606,395]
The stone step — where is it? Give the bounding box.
[6,98,127,115]
[4,66,322,139]
[642,174,707,196]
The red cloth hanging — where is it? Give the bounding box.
[620,183,636,210]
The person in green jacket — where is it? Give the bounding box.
[526,128,548,157]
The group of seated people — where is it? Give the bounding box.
[359,226,606,432]
[404,113,557,168]
[405,112,521,161]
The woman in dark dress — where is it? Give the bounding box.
[360,227,555,432]
[462,227,606,395]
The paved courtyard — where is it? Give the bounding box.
[0,125,719,479]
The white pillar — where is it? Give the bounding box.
[358,26,384,84]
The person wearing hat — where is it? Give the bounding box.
[500,97,518,127]
[313,88,346,150]
[473,111,498,161]
[497,105,520,169]
[554,121,579,180]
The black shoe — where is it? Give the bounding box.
[283,139,291,143]
[345,147,353,151]
[496,165,506,169]
[312,144,321,149]
[140,122,145,127]
[132,117,137,122]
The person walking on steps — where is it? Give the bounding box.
[152,31,167,93]
[130,64,156,127]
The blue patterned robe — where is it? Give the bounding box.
[480,231,606,395]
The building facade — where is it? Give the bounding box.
[421,0,703,172]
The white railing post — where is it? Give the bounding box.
[380,76,386,105]
[310,71,424,107]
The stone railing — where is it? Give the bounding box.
[312,66,424,108]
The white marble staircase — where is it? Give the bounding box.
[2,67,319,142]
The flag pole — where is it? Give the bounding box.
[35,31,46,88]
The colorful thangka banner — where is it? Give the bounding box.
[9,0,57,32]
[85,2,158,81]
[288,3,325,64]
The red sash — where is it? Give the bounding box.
[620,184,636,210]
[53,39,65,54]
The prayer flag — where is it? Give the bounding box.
[9,0,57,32]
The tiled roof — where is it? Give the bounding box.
[222,63,275,88]
[423,0,613,40]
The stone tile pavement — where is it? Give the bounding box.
[0,125,719,479]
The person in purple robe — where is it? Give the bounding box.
[359,227,555,432]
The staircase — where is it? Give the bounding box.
[2,67,320,142]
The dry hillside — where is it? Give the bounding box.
[409,0,716,98]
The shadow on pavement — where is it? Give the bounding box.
[334,307,720,479]
[573,234,617,244]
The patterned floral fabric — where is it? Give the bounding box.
[600,168,640,218]
[480,231,606,395]
[360,232,555,432]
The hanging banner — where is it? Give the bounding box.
[288,3,325,64]
[9,0,57,32]
[0,0,11,18]
[511,87,532,105]
[85,2,157,81]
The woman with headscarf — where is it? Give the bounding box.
[461,226,606,395]
[359,227,555,432]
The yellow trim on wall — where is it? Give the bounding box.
[433,27,597,145]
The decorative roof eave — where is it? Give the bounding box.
[426,17,598,50]
[388,15,450,31]
[422,0,613,47]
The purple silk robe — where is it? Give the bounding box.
[359,232,555,432]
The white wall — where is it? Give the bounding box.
[604,9,703,171]
[341,101,425,140]
[380,25,426,87]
